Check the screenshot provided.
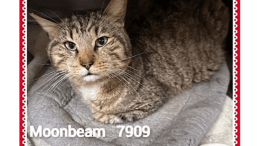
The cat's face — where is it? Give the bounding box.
[31,0,130,83]
[47,13,131,83]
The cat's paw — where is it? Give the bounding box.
[93,110,148,124]
[118,111,146,122]
[93,112,124,124]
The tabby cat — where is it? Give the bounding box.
[30,0,229,124]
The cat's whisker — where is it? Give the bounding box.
[120,71,143,85]
[43,71,67,84]
[119,71,141,83]
[33,70,60,81]
[121,52,149,61]
[119,73,152,99]
[126,66,143,75]
[119,71,160,97]
[107,71,136,95]
[44,75,68,97]
[34,71,68,91]
[115,73,139,96]
[119,71,140,82]
[103,65,141,95]
[31,63,52,66]
[105,71,118,80]
[122,68,143,79]
[31,9,67,31]
[58,78,70,89]
[44,77,67,97]
[45,9,63,23]
[33,73,62,91]
[101,0,106,12]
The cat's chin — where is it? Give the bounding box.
[82,74,101,82]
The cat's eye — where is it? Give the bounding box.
[64,41,77,51]
[95,37,108,47]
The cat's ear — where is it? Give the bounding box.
[29,13,60,39]
[103,0,128,27]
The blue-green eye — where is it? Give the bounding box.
[64,41,77,51]
[95,37,108,47]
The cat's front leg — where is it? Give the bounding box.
[93,110,148,124]
[93,112,124,124]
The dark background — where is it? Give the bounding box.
[28,0,233,97]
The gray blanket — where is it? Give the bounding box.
[27,62,229,146]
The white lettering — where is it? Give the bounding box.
[29,125,106,138]
[77,129,84,137]
[68,125,76,137]
[85,128,93,137]
[51,128,59,137]
[43,128,51,137]
[30,126,42,137]
[93,128,105,138]
[60,128,68,137]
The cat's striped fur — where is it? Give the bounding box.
[30,0,229,124]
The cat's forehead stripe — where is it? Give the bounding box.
[50,40,59,49]
[48,40,60,58]
[61,14,104,38]
[53,13,129,56]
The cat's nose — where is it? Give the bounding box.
[81,61,94,70]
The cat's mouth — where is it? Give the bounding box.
[85,72,97,76]
[83,74,99,82]
[82,72,100,82]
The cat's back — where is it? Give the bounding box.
[127,0,229,94]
